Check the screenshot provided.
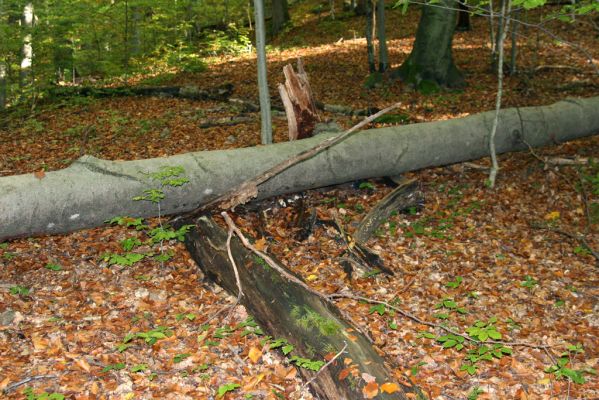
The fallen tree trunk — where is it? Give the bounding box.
[47,83,234,101]
[1,97,598,240]
[180,216,424,399]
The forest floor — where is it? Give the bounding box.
[1,2,598,400]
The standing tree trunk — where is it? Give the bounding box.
[376,0,389,72]
[20,2,34,87]
[392,0,465,89]
[0,62,6,110]
[254,0,273,144]
[365,1,376,73]
[271,0,290,36]
[456,1,471,31]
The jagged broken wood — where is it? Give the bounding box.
[177,215,425,399]
[278,59,321,140]
[1,96,598,240]
[354,179,423,244]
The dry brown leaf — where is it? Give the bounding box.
[34,169,45,179]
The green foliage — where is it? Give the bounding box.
[102,252,145,267]
[289,356,325,371]
[22,388,65,400]
[545,344,596,384]
[101,362,126,373]
[106,216,145,229]
[45,263,62,271]
[291,305,341,336]
[176,313,197,322]
[10,285,30,296]
[520,275,538,289]
[467,387,484,400]
[217,383,241,397]
[123,326,173,346]
[173,353,191,363]
[445,276,463,289]
[465,317,502,342]
[148,225,193,243]
[131,364,148,372]
[437,333,465,350]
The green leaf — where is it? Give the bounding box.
[368,304,386,316]
[282,344,294,355]
[45,263,62,271]
[217,383,241,397]
[131,364,148,372]
[102,362,126,373]
[174,353,191,363]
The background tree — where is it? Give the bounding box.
[392,0,465,89]
[271,0,290,35]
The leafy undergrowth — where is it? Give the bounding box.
[1,1,598,399]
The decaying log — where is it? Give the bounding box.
[354,179,423,244]
[198,115,255,128]
[278,59,321,140]
[48,83,234,101]
[180,216,425,399]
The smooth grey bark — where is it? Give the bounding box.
[376,0,389,72]
[271,0,289,35]
[1,97,598,240]
[393,0,465,88]
[253,0,273,144]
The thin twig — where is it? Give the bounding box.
[224,212,244,301]
[220,212,329,300]
[329,292,555,349]
[2,375,58,394]
[531,222,599,264]
[302,341,348,390]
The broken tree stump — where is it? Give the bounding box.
[354,179,423,244]
[278,59,321,140]
[179,216,425,399]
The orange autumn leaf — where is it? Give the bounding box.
[254,237,267,251]
[34,169,45,179]
[362,382,379,399]
[381,382,400,394]
[338,368,350,380]
[248,346,262,363]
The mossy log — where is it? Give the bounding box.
[180,216,425,399]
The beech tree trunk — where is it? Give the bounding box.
[179,216,424,399]
[1,97,598,240]
[393,0,465,89]
[271,0,290,35]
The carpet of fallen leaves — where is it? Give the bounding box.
[1,1,598,399]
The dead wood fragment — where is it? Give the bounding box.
[177,215,424,399]
[530,222,599,266]
[198,115,255,128]
[278,58,321,140]
[354,179,423,244]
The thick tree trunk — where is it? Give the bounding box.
[180,216,424,399]
[456,1,471,32]
[1,97,598,240]
[393,0,465,89]
[271,0,290,35]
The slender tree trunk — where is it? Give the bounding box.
[376,0,388,72]
[123,0,129,70]
[271,0,290,36]
[20,2,34,87]
[393,0,464,89]
[365,1,376,73]
[0,62,6,110]
[488,0,511,188]
[510,9,520,74]
[254,0,273,144]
